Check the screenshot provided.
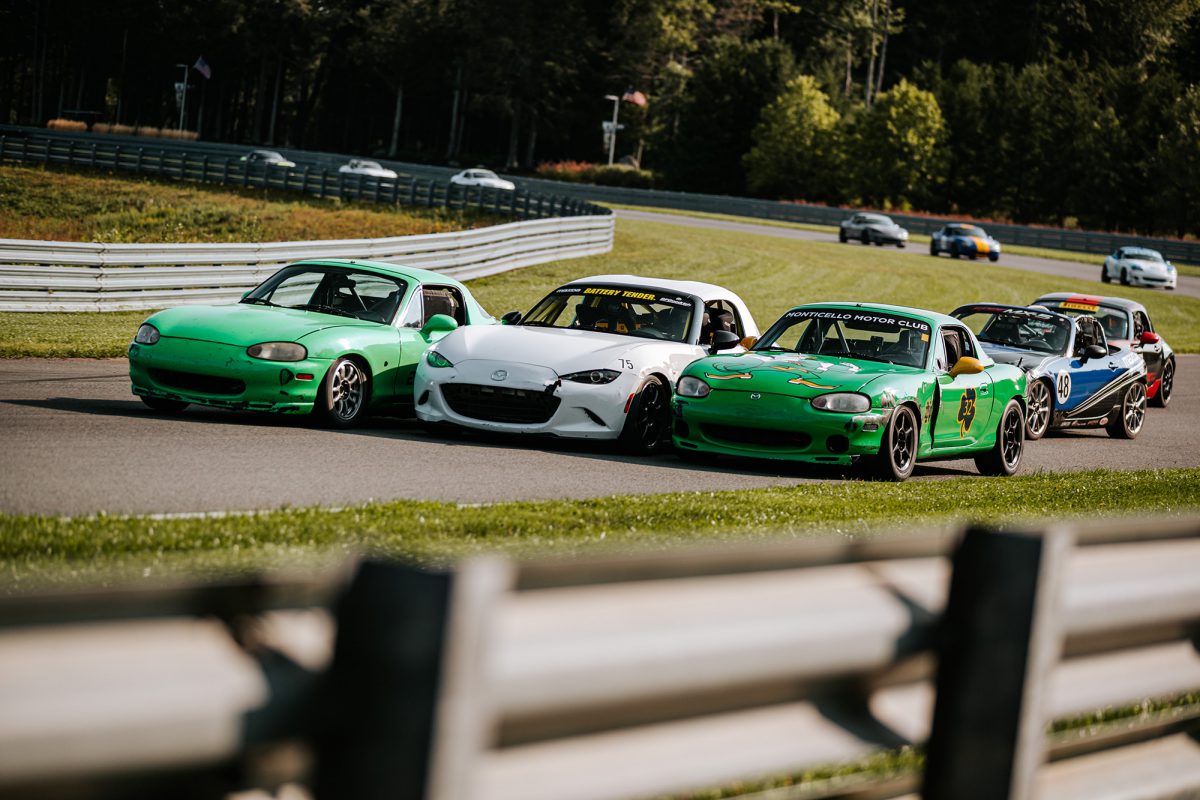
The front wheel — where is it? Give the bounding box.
[987,252,999,262]
[141,396,189,413]
[1151,359,1174,408]
[871,405,918,481]
[1025,379,1052,440]
[1106,381,1146,439]
[618,375,670,455]
[1101,264,1111,283]
[975,399,1025,476]
[838,229,848,243]
[929,241,939,257]
[860,231,871,246]
[951,243,961,259]
[1120,268,1130,286]
[313,357,369,428]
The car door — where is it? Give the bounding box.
[1130,309,1164,383]
[395,284,467,395]
[932,325,994,448]
[1059,317,1116,413]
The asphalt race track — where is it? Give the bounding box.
[615,209,1200,300]
[0,356,1194,516]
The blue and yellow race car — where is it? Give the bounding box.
[951,303,1147,440]
[930,223,1001,262]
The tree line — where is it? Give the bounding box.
[1,0,1197,237]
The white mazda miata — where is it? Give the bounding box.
[414,274,759,453]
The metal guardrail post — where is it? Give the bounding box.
[314,561,453,800]
[923,525,1071,800]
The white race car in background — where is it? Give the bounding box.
[1101,246,1177,290]
[337,159,399,179]
[449,168,516,191]
[415,274,759,454]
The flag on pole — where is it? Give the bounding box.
[192,57,212,80]
[621,87,647,107]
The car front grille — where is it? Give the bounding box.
[442,383,561,424]
[702,424,811,449]
[149,368,246,396]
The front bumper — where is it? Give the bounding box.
[415,358,636,440]
[671,390,891,464]
[128,338,331,413]
[1126,271,1177,288]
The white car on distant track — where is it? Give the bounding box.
[415,274,759,454]
[239,149,295,168]
[450,168,516,191]
[1101,246,1177,290]
[337,159,399,179]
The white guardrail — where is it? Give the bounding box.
[0,214,615,312]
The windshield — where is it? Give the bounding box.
[955,307,1071,354]
[520,284,697,342]
[752,308,931,368]
[1046,303,1130,340]
[243,264,408,324]
[863,214,893,225]
[1125,249,1163,262]
[948,225,986,237]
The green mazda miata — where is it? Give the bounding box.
[672,303,1028,480]
[128,259,493,427]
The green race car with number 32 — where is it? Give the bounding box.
[672,303,1028,480]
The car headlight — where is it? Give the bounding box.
[134,324,160,345]
[426,350,454,368]
[561,369,621,384]
[677,376,711,398]
[247,342,306,361]
[811,392,871,412]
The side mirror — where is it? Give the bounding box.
[710,329,741,354]
[1080,344,1107,361]
[948,356,985,378]
[420,313,458,339]
[1138,331,1161,345]
[500,310,522,325]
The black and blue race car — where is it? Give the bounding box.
[951,303,1147,440]
[930,223,1001,262]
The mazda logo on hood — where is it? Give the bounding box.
[491,370,508,381]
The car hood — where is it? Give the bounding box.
[979,343,1056,372]
[435,324,682,372]
[1126,258,1171,272]
[686,351,922,398]
[146,304,380,347]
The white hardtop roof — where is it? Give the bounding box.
[567,274,740,301]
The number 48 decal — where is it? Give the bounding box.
[1056,371,1072,405]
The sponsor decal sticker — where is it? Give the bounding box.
[957,387,977,436]
[1061,301,1100,312]
[706,372,752,380]
[783,309,931,332]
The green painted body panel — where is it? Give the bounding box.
[672,303,1027,466]
[128,259,491,416]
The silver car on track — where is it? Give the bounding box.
[838,212,909,247]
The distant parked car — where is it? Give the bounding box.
[338,159,399,179]
[1101,246,1177,290]
[239,149,295,168]
[450,168,515,191]
[838,212,908,247]
[930,223,1001,262]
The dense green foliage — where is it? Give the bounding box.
[3,1,1198,234]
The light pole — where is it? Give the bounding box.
[603,94,620,165]
[175,63,189,131]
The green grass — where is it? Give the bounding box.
[3,468,1197,585]
[0,162,503,242]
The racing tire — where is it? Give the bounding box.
[1120,268,1130,286]
[838,229,847,243]
[950,243,961,259]
[141,396,189,413]
[860,231,871,246]
[1025,379,1052,441]
[1150,359,1174,408]
[974,399,1025,477]
[897,242,906,249]
[1101,264,1111,283]
[874,238,884,246]
[1106,381,1146,439]
[870,405,918,481]
[987,252,999,262]
[929,241,938,257]
[313,356,369,429]
[618,375,671,455]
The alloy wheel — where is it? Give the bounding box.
[330,360,365,421]
[1026,380,1050,439]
